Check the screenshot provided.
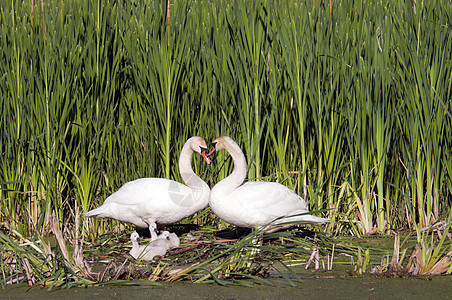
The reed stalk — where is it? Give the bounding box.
[0,1,451,283]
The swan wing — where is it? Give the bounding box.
[236,181,308,212]
[227,181,309,226]
[87,178,198,225]
[104,178,192,206]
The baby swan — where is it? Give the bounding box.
[129,231,180,261]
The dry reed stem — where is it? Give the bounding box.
[404,245,451,276]
[51,211,70,264]
[112,259,129,281]
[305,248,319,270]
[169,240,216,256]
[98,260,115,282]
[315,249,320,270]
[22,257,36,287]
[424,251,452,275]
[50,210,94,280]
[40,0,45,38]
[167,262,200,282]
[328,244,335,270]
[5,275,26,285]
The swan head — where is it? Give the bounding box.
[130,231,141,242]
[207,136,235,156]
[188,136,211,164]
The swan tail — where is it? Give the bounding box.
[281,213,330,225]
[301,215,330,224]
[85,206,105,218]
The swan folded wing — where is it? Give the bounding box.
[104,178,191,206]
[131,186,196,224]
[95,178,195,225]
[233,182,310,225]
[236,182,308,211]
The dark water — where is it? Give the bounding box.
[1,274,451,299]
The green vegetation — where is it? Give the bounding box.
[1,0,451,288]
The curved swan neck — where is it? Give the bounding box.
[178,140,208,190]
[217,138,247,191]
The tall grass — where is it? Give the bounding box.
[0,0,451,278]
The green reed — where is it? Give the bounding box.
[0,1,451,286]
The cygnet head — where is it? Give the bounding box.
[130,231,141,242]
[187,136,211,165]
[160,231,171,240]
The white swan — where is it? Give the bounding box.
[86,136,211,240]
[208,136,329,233]
[129,231,180,261]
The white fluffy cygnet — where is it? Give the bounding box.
[129,231,180,261]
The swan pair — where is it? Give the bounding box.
[86,136,328,240]
[129,231,180,261]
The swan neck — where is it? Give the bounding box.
[219,139,247,191]
[179,142,208,190]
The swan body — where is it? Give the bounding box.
[86,136,211,240]
[129,231,180,261]
[208,136,329,232]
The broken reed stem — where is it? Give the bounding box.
[167,262,200,282]
[305,248,319,270]
[315,248,320,270]
[112,259,129,281]
[22,257,36,287]
[329,244,335,270]
[51,211,70,264]
[40,0,46,38]
[167,0,170,25]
